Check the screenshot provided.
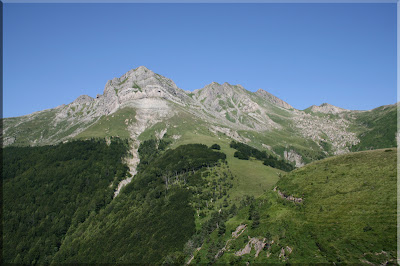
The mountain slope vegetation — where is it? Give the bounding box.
[201,148,397,264]
[52,142,228,264]
[2,139,129,264]
[349,104,397,151]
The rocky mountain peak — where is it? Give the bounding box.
[308,103,348,114]
[255,89,294,110]
[195,82,242,103]
[72,95,94,105]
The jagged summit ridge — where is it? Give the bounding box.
[307,103,348,114]
[255,89,294,110]
[99,66,191,107]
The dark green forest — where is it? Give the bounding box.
[3,138,232,264]
[230,141,294,171]
[3,138,129,264]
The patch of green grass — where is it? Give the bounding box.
[227,100,235,108]
[218,100,226,109]
[75,107,136,139]
[225,112,236,123]
[119,77,128,85]
[2,109,88,146]
[132,82,142,92]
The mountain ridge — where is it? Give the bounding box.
[2,66,397,167]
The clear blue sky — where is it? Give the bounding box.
[4,3,396,118]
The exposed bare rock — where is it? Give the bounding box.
[235,237,267,257]
[284,149,304,167]
[114,99,173,198]
[214,224,248,259]
[172,135,181,140]
[274,186,303,203]
[279,246,293,260]
[3,136,16,146]
[255,88,294,110]
[293,112,359,155]
[194,82,280,131]
[187,247,202,265]
[308,103,348,114]
[155,128,167,140]
[113,176,133,198]
[72,95,94,104]
[232,224,247,238]
[209,125,250,143]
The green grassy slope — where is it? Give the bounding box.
[171,131,283,201]
[75,107,136,139]
[3,109,92,146]
[204,148,397,264]
[350,104,397,151]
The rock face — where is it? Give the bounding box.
[90,66,192,117]
[284,150,304,167]
[235,237,268,257]
[193,82,280,131]
[293,112,359,155]
[255,88,293,110]
[274,186,303,203]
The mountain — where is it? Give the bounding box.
[3,66,397,161]
[2,66,397,264]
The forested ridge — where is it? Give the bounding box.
[3,138,235,264]
[53,141,229,264]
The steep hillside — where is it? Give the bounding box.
[197,148,397,264]
[349,104,397,151]
[3,139,130,264]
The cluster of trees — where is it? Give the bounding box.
[3,138,129,264]
[158,144,226,174]
[249,203,260,229]
[137,138,170,171]
[230,141,294,171]
[210,143,221,150]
